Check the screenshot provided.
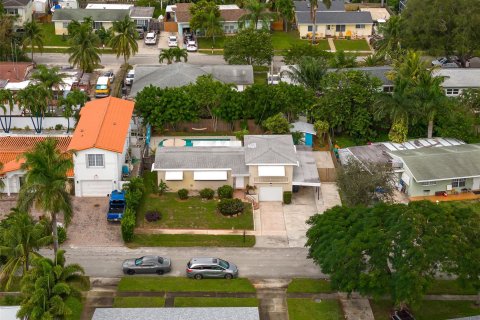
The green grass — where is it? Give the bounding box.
[138,192,253,230]
[66,297,83,320]
[39,23,69,47]
[333,39,371,51]
[197,37,226,49]
[118,277,256,293]
[174,297,259,307]
[198,49,224,55]
[254,72,267,84]
[113,297,165,308]
[288,298,343,320]
[332,135,357,148]
[0,295,22,306]
[271,31,330,51]
[128,233,256,247]
[287,279,334,293]
[426,280,477,295]
[370,300,480,320]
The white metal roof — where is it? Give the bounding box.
[86,3,132,9]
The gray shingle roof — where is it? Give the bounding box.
[244,135,298,165]
[294,0,346,12]
[296,11,373,24]
[92,308,260,320]
[154,147,249,175]
[3,0,31,7]
[341,66,393,86]
[389,144,480,182]
[129,6,155,18]
[435,69,480,88]
[52,9,129,22]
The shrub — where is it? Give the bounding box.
[218,198,244,216]
[57,226,67,244]
[199,188,215,200]
[55,124,63,130]
[158,179,168,195]
[217,185,234,199]
[123,177,145,211]
[145,211,161,222]
[121,208,136,242]
[178,188,189,200]
[283,191,292,204]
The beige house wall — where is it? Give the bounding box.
[247,165,294,192]
[54,21,115,35]
[158,170,233,192]
[298,23,373,38]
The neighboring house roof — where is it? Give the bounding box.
[435,69,480,89]
[173,2,247,23]
[0,306,20,320]
[130,6,155,18]
[130,64,253,96]
[294,0,346,12]
[291,121,316,135]
[244,135,298,165]
[52,9,129,22]
[3,0,31,7]
[0,136,73,177]
[67,97,134,153]
[154,147,249,175]
[389,144,480,182]
[0,62,34,83]
[359,7,390,22]
[92,307,260,320]
[295,11,373,24]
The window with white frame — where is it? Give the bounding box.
[383,86,394,93]
[86,154,104,168]
[452,178,466,188]
[421,181,437,186]
[355,24,365,29]
[308,25,313,32]
[93,21,103,30]
[5,8,19,15]
[445,88,460,96]
[336,25,346,32]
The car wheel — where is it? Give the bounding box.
[224,274,233,280]
[194,274,203,280]
[127,269,135,275]
[156,269,164,275]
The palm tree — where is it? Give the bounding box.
[16,84,50,133]
[309,0,331,44]
[282,56,328,93]
[329,50,357,68]
[95,26,114,48]
[68,20,101,74]
[0,210,51,290]
[239,0,277,29]
[275,0,294,31]
[17,250,88,320]
[204,8,224,45]
[17,138,73,256]
[364,52,386,66]
[22,20,44,62]
[159,48,186,64]
[108,16,138,66]
[375,15,403,60]
[0,89,14,133]
[172,47,188,62]
[31,65,67,112]
[58,89,88,133]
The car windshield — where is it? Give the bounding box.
[169,37,176,41]
[96,85,107,90]
[135,258,143,266]
[158,257,164,264]
[218,259,229,269]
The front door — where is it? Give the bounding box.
[326,25,333,37]
[235,177,244,189]
[473,177,480,190]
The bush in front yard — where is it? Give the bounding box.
[199,188,215,200]
[283,191,292,204]
[145,211,161,222]
[178,188,189,200]
[217,185,234,199]
[121,208,136,242]
[57,226,67,244]
[218,198,244,216]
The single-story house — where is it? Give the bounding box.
[67,96,134,197]
[294,0,373,39]
[389,143,480,198]
[129,63,254,96]
[152,135,321,202]
[51,5,154,35]
[0,135,73,195]
[3,0,34,25]
[291,121,316,147]
[92,307,260,320]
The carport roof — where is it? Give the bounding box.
[293,150,321,187]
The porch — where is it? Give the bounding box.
[410,191,480,202]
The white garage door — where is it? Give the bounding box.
[80,180,113,197]
[259,187,283,202]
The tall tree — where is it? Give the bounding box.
[108,16,138,66]
[0,89,14,133]
[18,138,73,256]
[224,29,273,65]
[67,20,101,74]
[309,0,330,44]
[95,26,114,48]
[15,84,50,133]
[0,210,51,290]
[158,48,187,64]
[283,56,328,93]
[22,20,44,62]
[190,0,224,45]
[30,65,67,112]
[329,50,357,68]
[239,0,277,29]
[275,0,294,31]
[375,15,403,60]
[57,89,88,133]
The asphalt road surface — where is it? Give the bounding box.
[41,246,324,279]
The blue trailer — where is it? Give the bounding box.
[107,190,126,222]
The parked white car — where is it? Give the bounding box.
[431,57,459,68]
[186,40,197,52]
[168,36,178,47]
[125,69,135,86]
[144,32,158,45]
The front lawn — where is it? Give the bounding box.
[39,23,69,47]
[197,37,226,49]
[174,297,259,307]
[271,31,304,50]
[129,234,255,247]
[138,192,254,230]
[333,39,370,51]
[370,300,480,320]
[287,279,334,293]
[288,298,343,320]
[427,280,477,295]
[113,297,165,308]
[118,277,256,293]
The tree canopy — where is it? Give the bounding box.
[223,29,273,65]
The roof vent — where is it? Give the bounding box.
[247,143,256,149]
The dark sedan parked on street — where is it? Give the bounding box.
[122,256,171,275]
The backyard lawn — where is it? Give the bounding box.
[287,279,334,293]
[333,39,370,51]
[39,23,69,46]
[370,300,480,320]
[113,297,165,308]
[288,298,343,320]
[128,233,255,247]
[118,277,256,293]
[138,192,254,230]
[174,297,259,307]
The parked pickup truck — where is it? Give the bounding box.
[107,190,126,222]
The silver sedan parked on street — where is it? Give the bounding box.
[122,256,171,275]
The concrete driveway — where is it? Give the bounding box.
[283,187,318,247]
[255,202,288,248]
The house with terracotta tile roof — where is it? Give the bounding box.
[0,135,73,196]
[67,96,135,197]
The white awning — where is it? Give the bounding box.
[194,171,227,181]
[165,171,183,181]
[258,166,285,177]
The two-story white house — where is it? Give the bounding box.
[3,0,34,25]
[67,96,134,197]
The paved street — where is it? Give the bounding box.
[40,246,324,279]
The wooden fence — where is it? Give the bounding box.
[163,119,264,134]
